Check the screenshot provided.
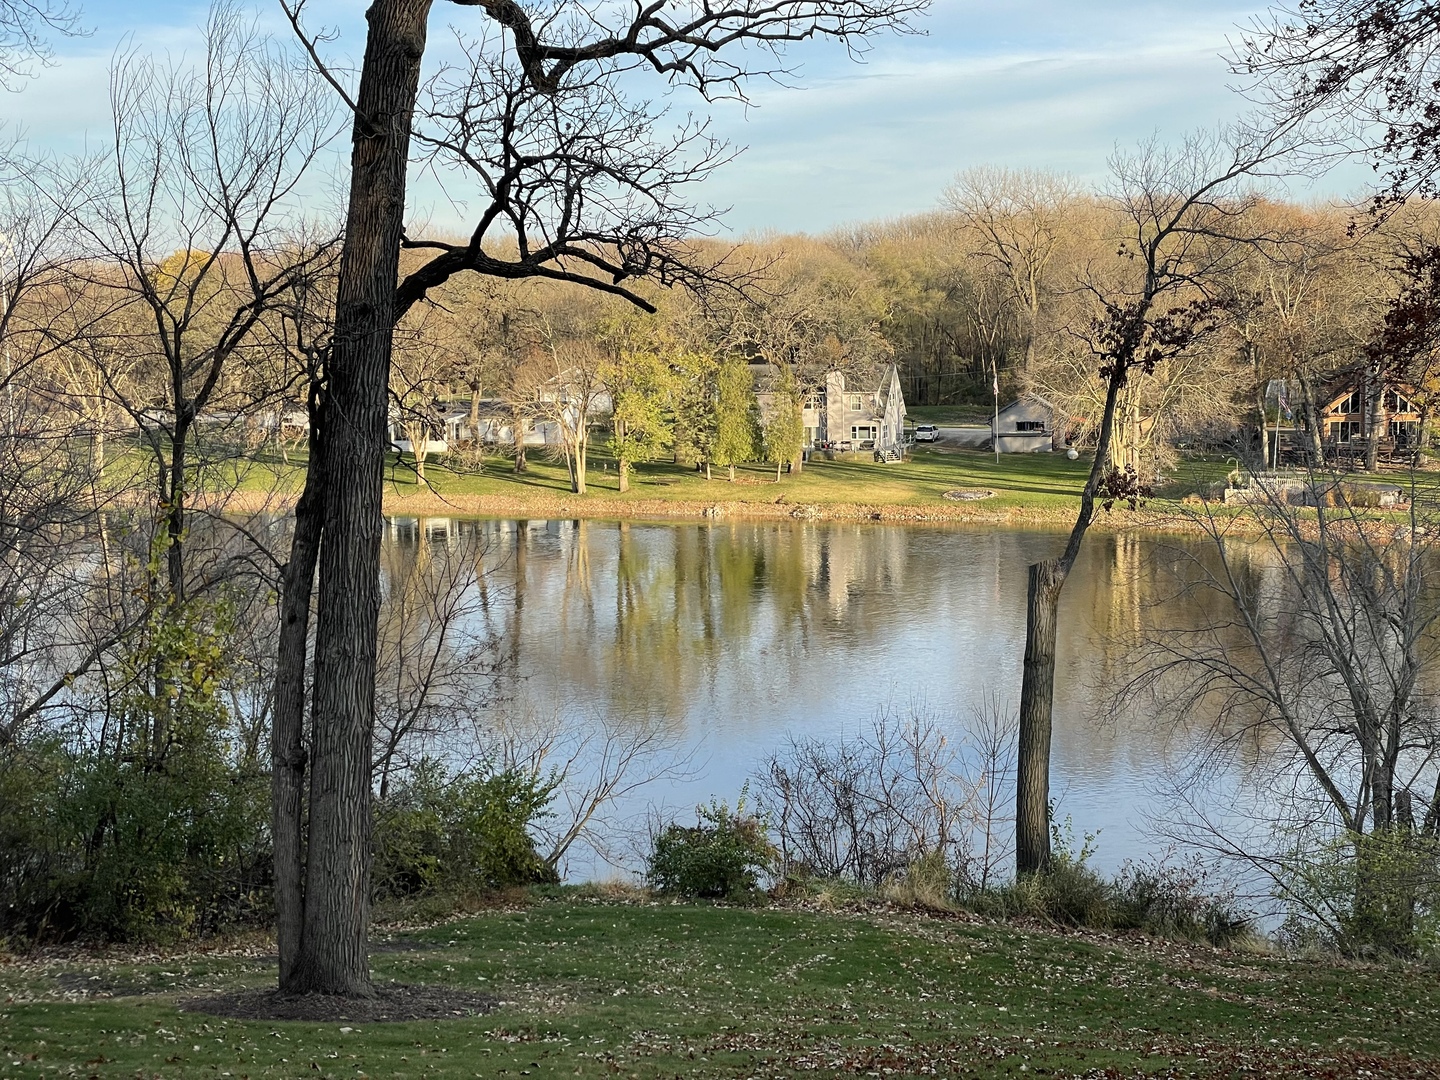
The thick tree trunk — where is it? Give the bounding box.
[271,402,325,988]
[1296,371,1325,468]
[290,0,433,997]
[618,458,629,493]
[166,416,190,602]
[1015,560,1064,874]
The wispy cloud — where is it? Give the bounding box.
[7,0,1368,236]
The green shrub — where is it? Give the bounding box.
[1277,830,1440,957]
[647,795,775,900]
[0,597,270,944]
[372,760,559,901]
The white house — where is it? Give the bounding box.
[991,396,1065,453]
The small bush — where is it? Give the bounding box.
[373,760,559,901]
[1277,830,1440,958]
[1109,857,1252,946]
[647,796,775,900]
[958,837,1252,946]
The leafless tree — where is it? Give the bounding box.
[754,704,1013,890]
[1128,477,1440,949]
[0,0,82,89]
[943,167,1079,382]
[1014,128,1293,875]
[73,5,336,602]
[272,0,926,995]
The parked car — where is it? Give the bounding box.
[914,424,940,442]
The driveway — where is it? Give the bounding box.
[920,425,991,449]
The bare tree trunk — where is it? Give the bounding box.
[1015,364,1125,875]
[1296,370,1325,468]
[1016,559,1063,873]
[404,421,429,484]
[1366,376,1383,471]
[292,0,433,997]
[271,396,325,989]
[1254,385,1267,469]
[513,414,527,473]
[166,414,190,602]
[618,458,629,493]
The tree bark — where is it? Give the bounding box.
[271,397,325,989]
[290,0,434,997]
[1366,375,1383,471]
[1015,559,1064,874]
[618,458,629,493]
[1014,355,1125,876]
[1296,370,1325,468]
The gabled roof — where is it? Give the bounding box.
[995,394,1054,418]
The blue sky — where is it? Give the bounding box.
[5,0,1369,235]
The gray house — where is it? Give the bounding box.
[758,365,908,459]
[991,395,1065,453]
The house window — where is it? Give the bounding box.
[852,425,876,443]
[1389,391,1414,413]
[1014,420,1046,433]
[846,394,863,411]
[1335,421,1362,443]
[1391,419,1418,445]
[1336,392,1361,415]
[804,393,820,410]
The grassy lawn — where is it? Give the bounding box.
[221,444,1222,517]
[1,894,1436,1079]
[380,447,1101,510]
[907,404,997,425]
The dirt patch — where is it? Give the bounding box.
[181,983,499,1022]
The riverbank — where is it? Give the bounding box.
[2,892,1437,1079]
[220,445,1232,530]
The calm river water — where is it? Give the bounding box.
[382,516,1234,880]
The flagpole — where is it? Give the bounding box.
[992,358,1000,465]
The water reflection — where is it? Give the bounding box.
[381,516,1244,875]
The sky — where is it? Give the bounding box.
[2,0,1371,237]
